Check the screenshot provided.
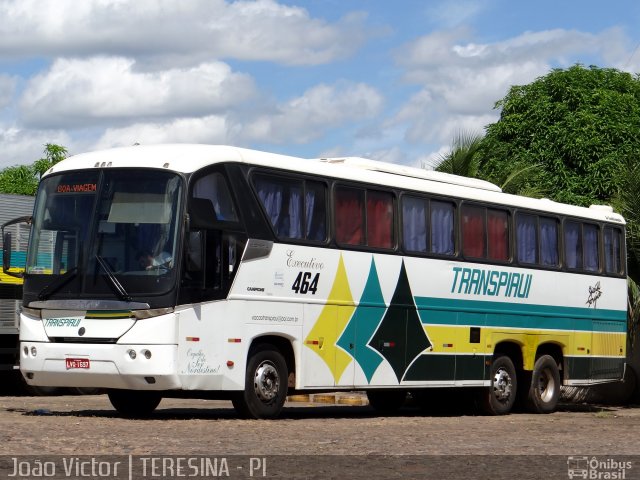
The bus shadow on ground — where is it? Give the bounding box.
[12,401,625,421]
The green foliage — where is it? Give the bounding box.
[0,165,40,196]
[480,65,640,206]
[0,144,67,196]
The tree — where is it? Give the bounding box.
[480,65,640,206]
[0,144,68,195]
[479,65,640,402]
[33,143,68,179]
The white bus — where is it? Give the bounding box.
[7,145,627,418]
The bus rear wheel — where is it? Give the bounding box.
[232,345,288,419]
[482,355,517,415]
[526,355,560,414]
[107,389,162,418]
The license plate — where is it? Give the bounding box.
[65,358,90,370]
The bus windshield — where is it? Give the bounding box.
[25,169,183,302]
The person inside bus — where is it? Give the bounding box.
[137,250,172,270]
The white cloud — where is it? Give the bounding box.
[392,27,630,147]
[0,75,17,109]
[241,82,384,144]
[90,81,384,150]
[20,57,255,128]
[93,115,229,150]
[0,125,71,168]
[0,0,368,66]
[424,1,488,28]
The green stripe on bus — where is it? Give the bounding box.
[414,297,626,332]
[403,354,489,382]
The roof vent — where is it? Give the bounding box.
[318,157,502,192]
[589,205,614,213]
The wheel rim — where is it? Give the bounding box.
[253,360,280,403]
[492,367,513,403]
[537,368,556,403]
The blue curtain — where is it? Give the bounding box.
[604,227,620,273]
[431,201,454,255]
[256,179,283,230]
[540,217,558,266]
[516,214,537,263]
[402,197,427,252]
[305,190,315,239]
[583,224,599,271]
[287,186,302,238]
[564,222,581,269]
[305,187,326,241]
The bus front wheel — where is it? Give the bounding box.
[526,355,560,414]
[232,345,288,419]
[107,389,162,418]
[482,355,517,415]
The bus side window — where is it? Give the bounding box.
[583,223,600,272]
[540,217,559,266]
[402,196,428,253]
[461,204,485,258]
[564,221,582,270]
[367,190,394,249]
[253,175,327,242]
[487,208,509,261]
[604,227,622,274]
[516,213,537,264]
[431,200,455,255]
[335,187,365,246]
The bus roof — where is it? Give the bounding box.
[44,144,625,225]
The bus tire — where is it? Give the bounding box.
[526,355,560,414]
[366,389,407,414]
[232,345,288,419]
[482,355,517,415]
[107,389,162,418]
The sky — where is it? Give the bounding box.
[1,0,639,169]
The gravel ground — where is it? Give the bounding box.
[0,393,638,455]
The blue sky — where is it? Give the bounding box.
[0,0,639,169]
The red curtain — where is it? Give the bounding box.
[462,207,485,258]
[488,210,508,261]
[335,188,364,245]
[367,192,393,248]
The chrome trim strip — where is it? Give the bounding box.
[27,299,151,310]
[132,307,175,319]
[241,239,273,262]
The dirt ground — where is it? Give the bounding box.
[1,389,639,478]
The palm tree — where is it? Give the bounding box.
[432,131,483,178]
[431,131,548,197]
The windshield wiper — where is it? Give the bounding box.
[95,255,132,302]
[38,267,78,301]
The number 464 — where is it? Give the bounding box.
[292,271,319,295]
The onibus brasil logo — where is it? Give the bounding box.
[567,456,632,479]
